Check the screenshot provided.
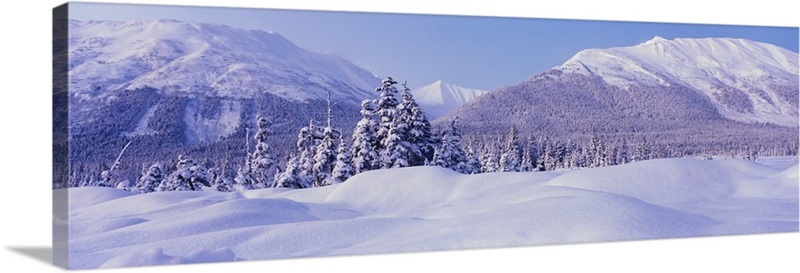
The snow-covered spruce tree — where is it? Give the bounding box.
[465,145,483,174]
[249,116,276,189]
[526,136,540,171]
[617,137,629,164]
[480,145,499,173]
[234,128,256,191]
[499,127,521,172]
[397,82,435,166]
[313,127,338,187]
[632,137,651,162]
[351,99,380,173]
[433,118,472,174]
[331,134,355,184]
[297,120,318,182]
[381,121,411,169]
[536,137,550,171]
[520,150,534,172]
[374,77,401,161]
[208,167,233,192]
[274,156,311,189]
[158,154,210,191]
[135,163,164,194]
[275,121,319,189]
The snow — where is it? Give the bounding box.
[558,37,799,126]
[60,157,798,269]
[67,20,379,104]
[412,80,490,119]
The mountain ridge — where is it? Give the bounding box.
[556,36,798,126]
[439,36,797,153]
[68,19,380,103]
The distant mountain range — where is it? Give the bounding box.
[411,80,489,119]
[440,37,798,150]
[64,19,798,178]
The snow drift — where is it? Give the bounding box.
[58,157,799,269]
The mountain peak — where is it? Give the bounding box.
[555,37,799,127]
[644,36,668,45]
[412,81,489,119]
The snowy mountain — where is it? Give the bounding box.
[68,19,379,103]
[65,20,382,169]
[411,80,490,119]
[442,37,798,150]
[59,157,798,269]
[559,36,798,126]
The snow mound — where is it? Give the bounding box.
[99,247,237,268]
[65,157,798,269]
[546,158,788,204]
[326,166,461,215]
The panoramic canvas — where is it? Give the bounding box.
[52,2,799,269]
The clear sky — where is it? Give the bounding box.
[69,2,799,91]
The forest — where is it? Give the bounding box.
[57,77,798,192]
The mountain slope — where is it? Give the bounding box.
[411,80,490,119]
[559,36,798,126]
[65,20,382,181]
[440,37,798,151]
[68,19,379,103]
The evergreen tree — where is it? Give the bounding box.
[375,77,401,158]
[296,120,318,182]
[633,137,651,162]
[249,116,276,188]
[208,167,233,192]
[159,155,210,191]
[465,145,483,174]
[480,146,499,173]
[274,156,312,189]
[433,118,471,173]
[617,137,629,164]
[135,163,164,194]
[233,165,256,191]
[536,137,550,171]
[380,122,411,169]
[313,127,338,187]
[499,127,521,172]
[351,99,380,173]
[331,135,355,184]
[397,82,435,166]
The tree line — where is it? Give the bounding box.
[66,77,795,193]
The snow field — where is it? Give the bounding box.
[61,157,798,269]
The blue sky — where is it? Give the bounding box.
[70,2,799,91]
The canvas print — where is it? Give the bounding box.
[52,2,799,269]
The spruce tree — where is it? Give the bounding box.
[374,77,400,161]
[208,167,233,192]
[159,155,210,191]
[396,82,435,166]
[313,127,338,187]
[135,163,164,194]
[480,145,499,173]
[433,118,471,173]
[499,127,521,172]
[351,100,380,173]
[331,135,355,184]
[275,156,311,189]
[249,116,276,188]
